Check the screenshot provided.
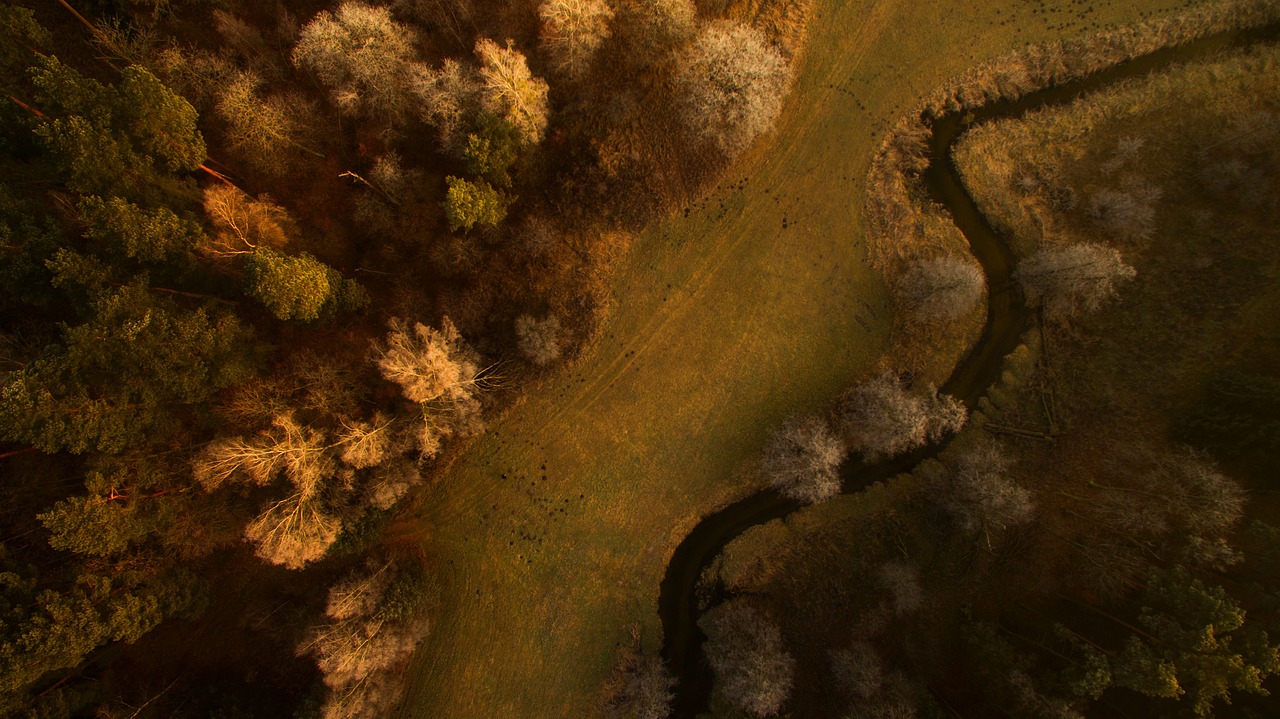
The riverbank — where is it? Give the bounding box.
[390,1,1214,716]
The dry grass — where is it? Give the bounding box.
[386,1,1226,717]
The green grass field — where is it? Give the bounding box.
[389,1,1201,716]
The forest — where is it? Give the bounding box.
[0,0,1278,718]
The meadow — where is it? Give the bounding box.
[389,0,1206,716]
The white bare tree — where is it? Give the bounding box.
[895,255,985,324]
[830,641,883,700]
[878,562,923,615]
[193,414,330,492]
[373,317,483,408]
[760,416,846,504]
[474,38,551,144]
[245,491,342,568]
[538,0,614,78]
[1014,242,1136,323]
[839,373,966,461]
[675,21,791,157]
[1088,181,1162,241]
[365,457,423,510]
[301,563,431,719]
[701,600,795,718]
[292,2,418,120]
[934,441,1035,542]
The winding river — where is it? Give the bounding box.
[658,20,1280,718]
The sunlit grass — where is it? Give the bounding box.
[390,1,1200,716]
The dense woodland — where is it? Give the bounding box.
[0,0,809,715]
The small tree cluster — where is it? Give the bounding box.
[1108,567,1280,717]
[701,600,795,718]
[1015,241,1136,323]
[300,562,432,719]
[1076,447,1246,584]
[838,372,966,461]
[675,21,791,157]
[193,405,422,568]
[760,416,846,504]
[895,255,985,324]
[539,0,614,78]
[194,414,339,567]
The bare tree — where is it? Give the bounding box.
[474,38,551,144]
[539,0,614,78]
[604,629,676,719]
[373,317,483,408]
[216,70,319,171]
[193,414,330,493]
[933,441,1035,543]
[326,562,394,620]
[292,2,418,120]
[245,492,342,568]
[878,562,923,615]
[337,413,394,469]
[410,58,482,146]
[515,313,564,366]
[200,185,294,258]
[838,372,966,461]
[675,21,791,157]
[895,255,985,324]
[153,45,236,111]
[830,641,883,700]
[760,416,846,504]
[1014,242,1136,323]
[365,457,423,510]
[701,599,795,718]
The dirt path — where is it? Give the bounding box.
[390,1,1194,717]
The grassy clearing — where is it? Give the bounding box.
[389,1,1207,717]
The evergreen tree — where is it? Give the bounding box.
[29,57,205,199]
[0,282,252,453]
